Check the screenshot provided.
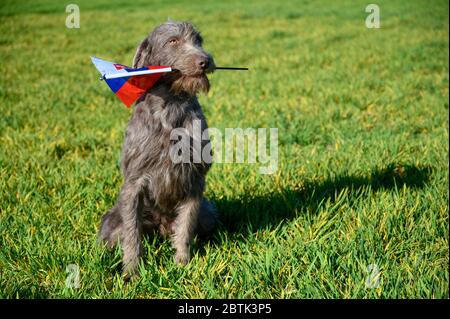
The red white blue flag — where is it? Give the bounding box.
[91,56,172,107]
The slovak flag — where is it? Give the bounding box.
[91,56,172,107]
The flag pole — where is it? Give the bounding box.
[103,67,173,79]
[99,66,248,80]
[215,67,249,70]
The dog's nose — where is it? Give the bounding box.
[197,57,209,70]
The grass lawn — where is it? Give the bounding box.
[0,0,448,298]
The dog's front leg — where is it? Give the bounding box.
[172,197,201,265]
[118,179,144,279]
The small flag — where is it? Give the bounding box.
[91,56,172,107]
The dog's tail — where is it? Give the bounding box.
[98,206,123,250]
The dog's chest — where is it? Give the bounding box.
[149,104,210,208]
[122,98,211,206]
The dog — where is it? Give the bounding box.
[98,21,218,279]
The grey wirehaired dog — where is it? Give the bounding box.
[98,21,218,279]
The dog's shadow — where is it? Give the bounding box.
[201,163,432,246]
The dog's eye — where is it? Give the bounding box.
[168,38,178,45]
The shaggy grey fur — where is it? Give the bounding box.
[98,21,218,279]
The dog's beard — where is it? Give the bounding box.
[170,74,210,96]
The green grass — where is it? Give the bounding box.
[0,0,448,298]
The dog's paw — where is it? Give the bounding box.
[123,271,140,283]
[174,251,190,266]
[123,264,141,283]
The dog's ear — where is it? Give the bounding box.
[132,38,151,68]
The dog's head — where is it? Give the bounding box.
[133,21,215,96]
